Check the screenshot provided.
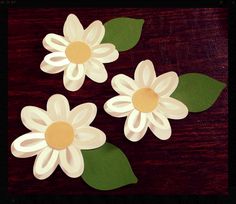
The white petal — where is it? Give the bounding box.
[134,60,156,87]
[59,145,84,178]
[151,72,178,97]
[11,132,47,158]
[40,60,67,74]
[83,20,105,47]
[63,65,85,91]
[127,109,147,133]
[84,59,108,83]
[111,74,138,96]
[147,111,172,140]
[104,96,134,118]
[66,63,85,80]
[21,106,52,132]
[158,97,188,119]
[47,94,70,121]
[74,127,106,150]
[124,119,148,142]
[93,47,119,63]
[63,14,84,42]
[42,33,68,52]
[44,52,70,67]
[69,103,97,128]
[33,147,59,180]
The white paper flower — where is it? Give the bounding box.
[40,14,119,91]
[104,60,188,142]
[11,94,106,179]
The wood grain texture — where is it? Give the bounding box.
[8,8,228,195]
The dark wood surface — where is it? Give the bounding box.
[8,8,228,195]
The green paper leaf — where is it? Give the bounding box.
[171,73,226,112]
[102,17,144,52]
[81,142,138,190]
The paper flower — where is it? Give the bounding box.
[104,60,188,142]
[40,14,119,91]
[11,94,106,179]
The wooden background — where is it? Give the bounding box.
[8,8,228,195]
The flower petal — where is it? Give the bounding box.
[11,132,47,158]
[92,46,119,63]
[74,127,106,150]
[21,106,52,132]
[147,110,172,140]
[47,94,70,121]
[44,52,70,67]
[151,71,178,97]
[111,74,138,96]
[59,145,84,178]
[158,97,188,119]
[66,63,85,80]
[63,65,85,91]
[127,109,147,133]
[134,60,156,87]
[42,33,68,52]
[63,14,84,42]
[82,20,105,47]
[40,60,67,74]
[104,96,134,118]
[84,59,108,83]
[33,147,59,180]
[69,103,97,128]
[124,119,148,142]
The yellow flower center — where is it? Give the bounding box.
[65,41,91,64]
[132,88,159,113]
[45,121,74,150]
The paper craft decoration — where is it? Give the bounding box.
[104,59,226,142]
[40,14,144,91]
[11,94,137,190]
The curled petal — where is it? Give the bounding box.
[134,60,156,87]
[42,33,68,52]
[33,147,59,180]
[40,60,66,74]
[11,132,47,158]
[59,145,84,178]
[104,96,134,118]
[127,109,147,133]
[44,52,70,67]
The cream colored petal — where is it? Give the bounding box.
[66,63,85,81]
[42,33,68,52]
[40,60,67,74]
[134,60,156,88]
[127,109,147,133]
[147,110,172,140]
[21,106,52,132]
[63,14,84,42]
[151,72,178,97]
[11,132,47,158]
[104,96,134,118]
[93,48,119,63]
[74,127,106,150]
[59,145,84,178]
[158,97,188,119]
[82,20,105,47]
[46,94,70,121]
[44,52,70,67]
[69,103,97,128]
[111,74,138,96]
[124,119,148,142]
[33,147,59,180]
[84,59,108,83]
[63,65,85,91]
